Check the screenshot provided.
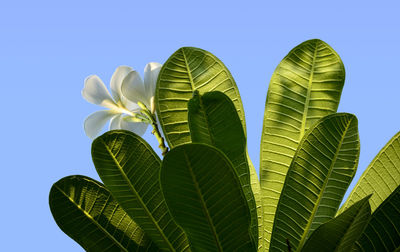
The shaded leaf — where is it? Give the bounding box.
[49,175,159,252]
[161,143,256,251]
[188,91,259,246]
[156,47,262,248]
[353,185,400,251]
[302,195,371,252]
[92,130,190,251]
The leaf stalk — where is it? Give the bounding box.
[138,102,169,156]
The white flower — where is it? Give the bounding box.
[82,63,162,139]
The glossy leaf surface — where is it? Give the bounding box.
[260,39,345,248]
[49,175,158,252]
[188,91,259,246]
[302,195,371,252]
[340,131,400,214]
[269,113,359,251]
[161,143,256,252]
[92,130,189,251]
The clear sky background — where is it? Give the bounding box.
[1,0,400,250]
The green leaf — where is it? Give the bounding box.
[247,156,264,251]
[302,195,371,252]
[49,175,159,252]
[339,131,400,214]
[353,185,400,251]
[160,143,256,252]
[91,130,190,252]
[269,113,359,251]
[155,47,245,148]
[187,91,259,246]
[156,48,263,249]
[260,39,345,249]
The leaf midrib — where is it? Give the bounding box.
[54,184,129,252]
[183,149,223,252]
[181,48,195,91]
[297,117,354,250]
[299,42,318,140]
[100,138,175,252]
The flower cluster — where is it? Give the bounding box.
[82,63,161,139]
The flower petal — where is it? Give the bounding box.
[123,101,141,112]
[110,66,133,102]
[84,110,117,139]
[120,116,149,136]
[121,70,147,106]
[82,75,118,110]
[144,62,162,102]
[109,114,123,130]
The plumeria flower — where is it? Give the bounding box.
[121,63,161,115]
[82,63,162,139]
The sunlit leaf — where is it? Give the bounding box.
[340,131,400,214]
[155,47,245,148]
[269,113,359,251]
[260,39,345,249]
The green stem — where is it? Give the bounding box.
[151,119,169,156]
[137,102,169,156]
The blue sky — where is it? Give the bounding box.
[1,0,400,250]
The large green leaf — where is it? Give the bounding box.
[302,195,371,252]
[353,185,400,251]
[156,47,262,248]
[269,113,359,251]
[49,175,159,252]
[160,143,256,251]
[340,131,400,214]
[92,130,190,252]
[155,47,245,148]
[260,39,345,249]
[187,91,259,246]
